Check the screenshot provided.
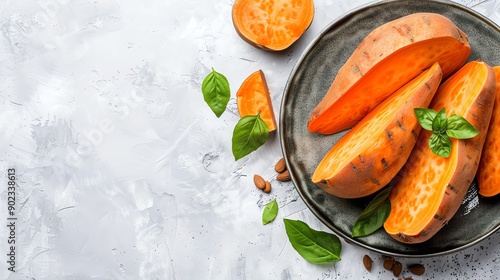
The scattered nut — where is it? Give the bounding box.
[362,255,373,272]
[392,261,402,277]
[263,181,272,193]
[276,170,291,182]
[274,157,287,173]
[253,174,266,190]
[383,256,395,271]
[401,277,413,280]
[407,264,425,276]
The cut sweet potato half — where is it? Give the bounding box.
[384,61,496,244]
[308,13,471,135]
[312,63,442,199]
[477,66,500,197]
[232,0,314,51]
[236,69,277,131]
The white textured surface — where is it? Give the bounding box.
[0,0,499,279]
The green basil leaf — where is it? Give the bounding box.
[232,114,269,160]
[414,107,478,158]
[429,133,452,158]
[432,107,448,134]
[414,108,437,131]
[201,68,230,118]
[283,219,341,264]
[446,114,479,139]
[262,199,279,225]
[352,187,391,238]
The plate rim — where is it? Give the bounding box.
[279,0,500,258]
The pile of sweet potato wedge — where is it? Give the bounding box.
[309,13,500,244]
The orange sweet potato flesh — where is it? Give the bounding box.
[236,69,277,131]
[312,63,442,199]
[384,61,496,244]
[232,0,314,51]
[477,66,500,197]
[308,13,471,135]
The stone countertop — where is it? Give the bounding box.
[1,0,499,279]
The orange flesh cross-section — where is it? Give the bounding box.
[232,0,314,50]
[309,37,469,134]
[478,67,500,197]
[385,62,491,236]
[312,64,438,181]
[236,70,277,131]
[387,132,457,235]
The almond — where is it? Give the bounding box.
[263,181,272,193]
[362,255,372,272]
[383,256,395,271]
[392,261,402,277]
[407,264,425,276]
[274,157,287,173]
[253,174,266,190]
[276,170,291,182]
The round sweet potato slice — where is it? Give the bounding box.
[232,0,314,51]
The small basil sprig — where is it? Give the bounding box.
[232,113,269,160]
[201,68,230,118]
[262,199,278,225]
[284,219,341,264]
[414,107,479,158]
[352,187,391,238]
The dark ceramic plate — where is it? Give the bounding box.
[280,0,500,257]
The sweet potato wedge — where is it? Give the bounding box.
[308,13,471,135]
[236,69,277,131]
[312,63,442,199]
[477,66,500,197]
[384,61,496,244]
[232,0,314,51]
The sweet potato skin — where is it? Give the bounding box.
[308,12,471,135]
[477,66,500,197]
[312,63,443,199]
[384,61,496,243]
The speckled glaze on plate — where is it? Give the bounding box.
[280,0,500,257]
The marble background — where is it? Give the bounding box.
[0,0,499,279]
